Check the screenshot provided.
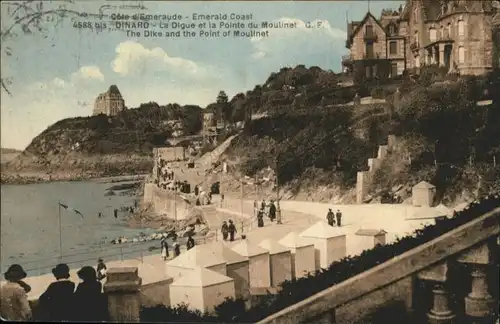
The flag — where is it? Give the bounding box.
[73,209,84,219]
[59,201,84,219]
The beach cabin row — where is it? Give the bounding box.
[162,221,387,313]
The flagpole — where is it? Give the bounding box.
[58,201,63,261]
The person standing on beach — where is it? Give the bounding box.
[228,220,237,242]
[186,235,195,250]
[172,237,181,257]
[161,240,169,261]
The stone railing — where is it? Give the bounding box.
[258,207,500,324]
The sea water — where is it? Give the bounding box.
[0,180,157,276]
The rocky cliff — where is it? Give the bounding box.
[2,103,203,184]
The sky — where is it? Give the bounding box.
[1,0,404,150]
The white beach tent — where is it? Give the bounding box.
[169,267,235,313]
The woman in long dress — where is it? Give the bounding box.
[161,240,169,261]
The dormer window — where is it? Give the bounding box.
[366,25,374,37]
[388,24,396,35]
[413,7,419,21]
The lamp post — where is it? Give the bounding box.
[275,154,282,224]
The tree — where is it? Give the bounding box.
[216,90,232,127]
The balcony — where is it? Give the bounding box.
[363,33,378,42]
[363,53,381,60]
[410,42,419,51]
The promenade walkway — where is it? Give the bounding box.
[13,194,444,304]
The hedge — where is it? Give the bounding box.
[141,194,500,323]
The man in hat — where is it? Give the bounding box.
[336,209,343,227]
[39,263,75,321]
[228,219,237,241]
[326,208,335,226]
[269,200,276,222]
[0,264,32,320]
[221,221,229,241]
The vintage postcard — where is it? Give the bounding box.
[1,0,499,322]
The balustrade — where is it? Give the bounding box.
[258,206,500,324]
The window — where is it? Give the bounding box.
[429,28,437,42]
[365,42,374,58]
[391,62,398,77]
[414,7,419,21]
[366,66,371,78]
[447,23,452,38]
[414,31,419,44]
[389,41,398,55]
[373,65,378,76]
[458,20,465,36]
[366,25,374,37]
[415,55,421,68]
[389,25,395,35]
[458,46,465,63]
[440,26,444,38]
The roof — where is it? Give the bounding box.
[170,267,234,287]
[413,181,435,190]
[231,240,269,257]
[299,221,346,239]
[348,11,387,45]
[407,207,448,220]
[166,245,227,268]
[108,85,122,96]
[421,0,441,21]
[258,239,290,255]
[355,229,388,236]
[278,232,314,248]
[195,242,248,265]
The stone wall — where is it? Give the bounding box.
[143,184,191,219]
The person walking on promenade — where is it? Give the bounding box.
[74,266,106,322]
[327,209,335,226]
[186,235,195,250]
[173,237,181,257]
[336,209,343,227]
[113,209,118,219]
[194,185,199,196]
[0,264,32,321]
[39,263,75,321]
[269,200,277,222]
[221,221,229,241]
[261,199,266,212]
[228,219,237,242]
[161,240,169,261]
[96,259,107,281]
[257,208,264,227]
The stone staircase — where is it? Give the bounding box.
[198,133,240,169]
[258,206,500,324]
[356,135,397,203]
